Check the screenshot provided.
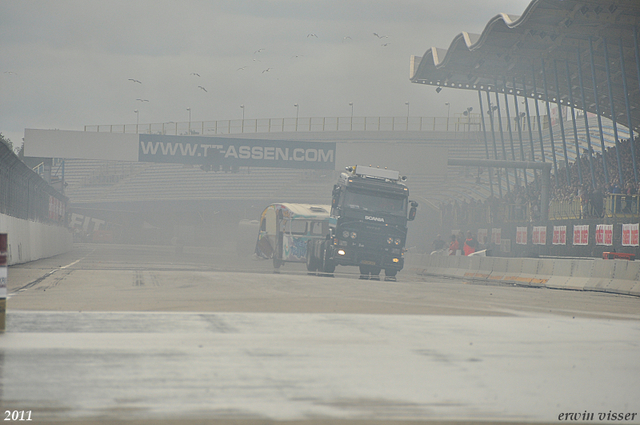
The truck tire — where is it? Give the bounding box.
[359,265,370,279]
[273,258,282,269]
[384,268,397,277]
[322,242,336,274]
[306,247,318,272]
[370,267,381,281]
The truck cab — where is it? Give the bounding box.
[308,165,417,280]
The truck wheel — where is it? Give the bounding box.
[384,269,397,281]
[306,249,318,272]
[359,265,370,279]
[322,242,336,274]
[370,267,381,281]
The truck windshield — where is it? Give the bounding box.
[343,189,407,216]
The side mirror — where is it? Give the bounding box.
[408,201,418,221]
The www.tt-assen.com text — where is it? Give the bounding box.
[140,141,334,164]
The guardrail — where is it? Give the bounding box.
[605,194,640,218]
[442,194,639,227]
[549,198,582,220]
[85,114,538,136]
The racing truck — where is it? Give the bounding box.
[306,165,417,280]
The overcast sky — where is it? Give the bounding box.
[1,0,533,148]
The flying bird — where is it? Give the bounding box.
[307,33,318,38]
[3,71,17,75]
[136,98,149,102]
[381,43,390,47]
[342,36,352,42]
[128,79,142,84]
[254,48,265,54]
[191,73,200,77]
[198,86,208,92]
[373,33,388,39]
[237,66,247,71]
[262,68,272,73]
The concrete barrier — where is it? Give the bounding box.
[409,253,640,297]
[0,214,72,265]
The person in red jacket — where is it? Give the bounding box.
[463,231,477,256]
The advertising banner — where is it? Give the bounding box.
[532,226,546,245]
[491,228,501,245]
[573,225,589,246]
[622,223,639,247]
[595,224,613,246]
[477,229,488,245]
[138,134,335,169]
[516,227,527,245]
[552,225,567,245]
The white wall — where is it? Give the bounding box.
[0,214,72,265]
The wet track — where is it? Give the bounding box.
[1,244,639,424]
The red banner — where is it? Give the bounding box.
[573,225,589,245]
[552,225,567,245]
[595,224,613,246]
[477,229,488,245]
[532,226,547,245]
[491,228,501,245]
[622,223,639,247]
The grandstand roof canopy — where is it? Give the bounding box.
[410,0,640,133]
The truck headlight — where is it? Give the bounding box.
[337,249,346,256]
[350,231,357,239]
[395,238,401,245]
[392,258,400,263]
[342,230,350,238]
[387,237,394,244]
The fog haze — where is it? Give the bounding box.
[1,0,531,148]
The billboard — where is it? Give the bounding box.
[24,129,336,170]
[138,135,335,169]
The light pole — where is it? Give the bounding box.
[445,102,450,131]
[134,109,139,133]
[294,103,299,131]
[349,102,353,130]
[240,104,245,120]
[187,107,191,134]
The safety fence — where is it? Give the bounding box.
[0,142,67,225]
[442,194,639,227]
[84,114,545,136]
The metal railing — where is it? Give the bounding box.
[549,198,583,220]
[605,194,640,218]
[85,114,542,136]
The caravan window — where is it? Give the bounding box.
[310,221,323,235]
[285,220,307,235]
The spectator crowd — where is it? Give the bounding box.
[440,137,640,226]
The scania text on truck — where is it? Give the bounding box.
[306,165,417,280]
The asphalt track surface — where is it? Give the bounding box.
[1,243,639,425]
